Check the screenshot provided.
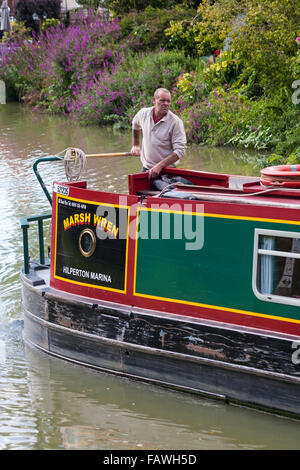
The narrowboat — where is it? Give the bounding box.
[20,151,300,419]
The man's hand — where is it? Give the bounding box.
[148,153,179,179]
[130,145,141,156]
[148,162,164,179]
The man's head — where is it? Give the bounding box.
[152,88,171,118]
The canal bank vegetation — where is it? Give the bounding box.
[1,0,300,166]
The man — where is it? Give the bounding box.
[130,88,186,179]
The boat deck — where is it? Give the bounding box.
[129,169,300,208]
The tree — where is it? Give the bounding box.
[98,0,194,16]
[76,0,103,10]
[15,0,61,35]
[192,0,300,95]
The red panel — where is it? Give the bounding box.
[128,167,229,195]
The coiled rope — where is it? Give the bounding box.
[61,147,87,182]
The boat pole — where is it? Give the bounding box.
[85,152,131,158]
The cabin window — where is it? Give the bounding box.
[253,229,300,306]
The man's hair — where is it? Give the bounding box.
[154,88,171,99]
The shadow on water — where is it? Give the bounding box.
[2,325,300,451]
[1,103,299,451]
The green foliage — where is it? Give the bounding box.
[201,51,242,90]
[227,125,274,150]
[192,0,243,56]
[230,0,300,94]
[164,0,241,57]
[102,0,187,16]
[189,0,300,96]
[173,63,300,156]
[162,0,300,162]
[41,18,61,32]
[119,5,197,51]
[165,15,199,55]
[76,0,103,9]
[291,48,300,82]
[178,86,253,146]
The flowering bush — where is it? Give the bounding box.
[70,49,194,126]
[1,24,44,102]
[202,50,242,90]
[0,10,193,125]
[2,2,300,162]
[229,0,300,94]
[0,12,134,107]
[193,0,241,56]
[171,67,209,116]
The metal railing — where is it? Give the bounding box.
[20,156,62,274]
[20,212,52,274]
[33,156,61,206]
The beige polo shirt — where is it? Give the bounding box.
[132,107,186,170]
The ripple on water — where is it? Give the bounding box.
[0,321,39,450]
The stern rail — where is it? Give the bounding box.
[20,213,52,274]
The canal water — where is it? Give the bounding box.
[1,102,300,451]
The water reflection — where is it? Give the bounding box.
[0,321,37,450]
[1,319,300,451]
[1,102,299,451]
[24,343,300,450]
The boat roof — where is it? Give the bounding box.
[128,168,300,209]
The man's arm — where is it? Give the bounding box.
[148,151,179,179]
[130,129,141,156]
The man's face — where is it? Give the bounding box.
[153,91,171,117]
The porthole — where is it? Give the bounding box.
[79,228,96,258]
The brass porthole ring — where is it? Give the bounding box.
[79,228,96,258]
